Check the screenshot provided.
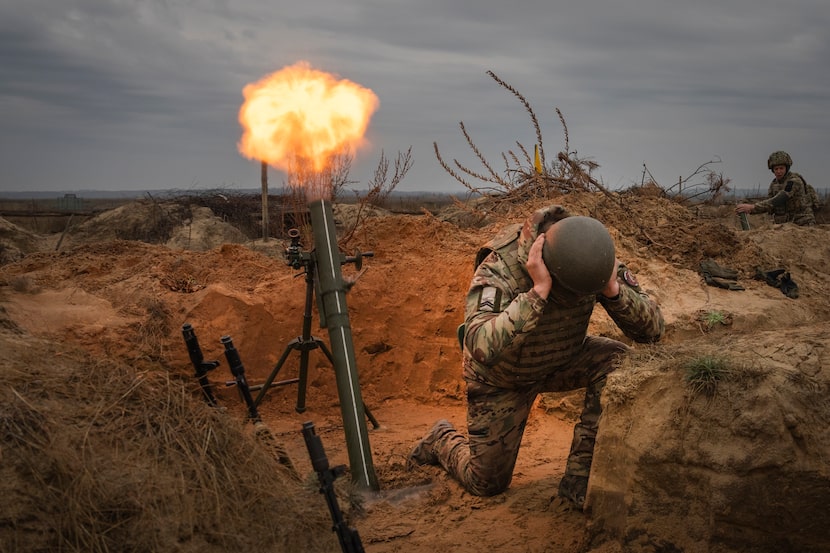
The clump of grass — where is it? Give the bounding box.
[684,355,731,396]
[699,310,730,331]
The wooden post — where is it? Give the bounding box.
[261,161,269,242]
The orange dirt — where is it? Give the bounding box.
[1,191,829,552]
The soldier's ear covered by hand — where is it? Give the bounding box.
[527,234,552,299]
[600,258,621,299]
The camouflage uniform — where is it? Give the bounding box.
[753,171,816,226]
[413,205,665,498]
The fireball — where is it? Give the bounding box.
[237,61,379,195]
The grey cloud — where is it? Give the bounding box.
[1,0,829,194]
[0,27,174,125]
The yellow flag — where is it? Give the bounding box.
[534,144,542,174]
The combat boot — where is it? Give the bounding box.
[407,419,454,469]
[558,474,588,509]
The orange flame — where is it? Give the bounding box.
[237,61,379,180]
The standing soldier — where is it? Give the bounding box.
[408,205,665,509]
[736,151,817,226]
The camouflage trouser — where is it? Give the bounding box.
[432,336,629,496]
[774,213,816,226]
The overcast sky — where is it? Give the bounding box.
[2,0,829,197]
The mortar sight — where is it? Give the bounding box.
[284,228,309,269]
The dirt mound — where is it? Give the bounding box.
[53,200,250,252]
[0,217,48,264]
[1,191,829,553]
[0,330,337,553]
[592,331,830,552]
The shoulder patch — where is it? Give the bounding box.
[478,286,502,313]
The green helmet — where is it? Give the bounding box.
[542,216,615,295]
[767,151,792,171]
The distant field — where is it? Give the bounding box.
[0,191,463,235]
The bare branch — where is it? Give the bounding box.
[460,122,508,186]
[454,157,506,187]
[557,152,614,198]
[329,149,358,201]
[432,70,625,209]
[390,147,414,189]
[640,157,728,204]
[487,70,545,170]
[364,147,414,207]
[556,108,569,155]
[341,147,414,246]
[434,142,477,190]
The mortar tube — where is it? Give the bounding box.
[308,198,379,491]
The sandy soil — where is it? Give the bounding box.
[1,191,828,552]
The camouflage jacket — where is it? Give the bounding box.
[753,172,816,225]
[462,205,665,389]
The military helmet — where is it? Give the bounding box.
[542,216,615,295]
[767,151,793,171]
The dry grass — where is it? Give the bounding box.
[603,346,676,406]
[0,339,338,553]
[684,355,732,397]
[697,309,733,333]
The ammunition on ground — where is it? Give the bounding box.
[739,212,750,231]
[181,323,219,406]
[221,335,260,421]
[302,421,365,553]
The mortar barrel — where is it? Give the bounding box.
[308,198,378,491]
